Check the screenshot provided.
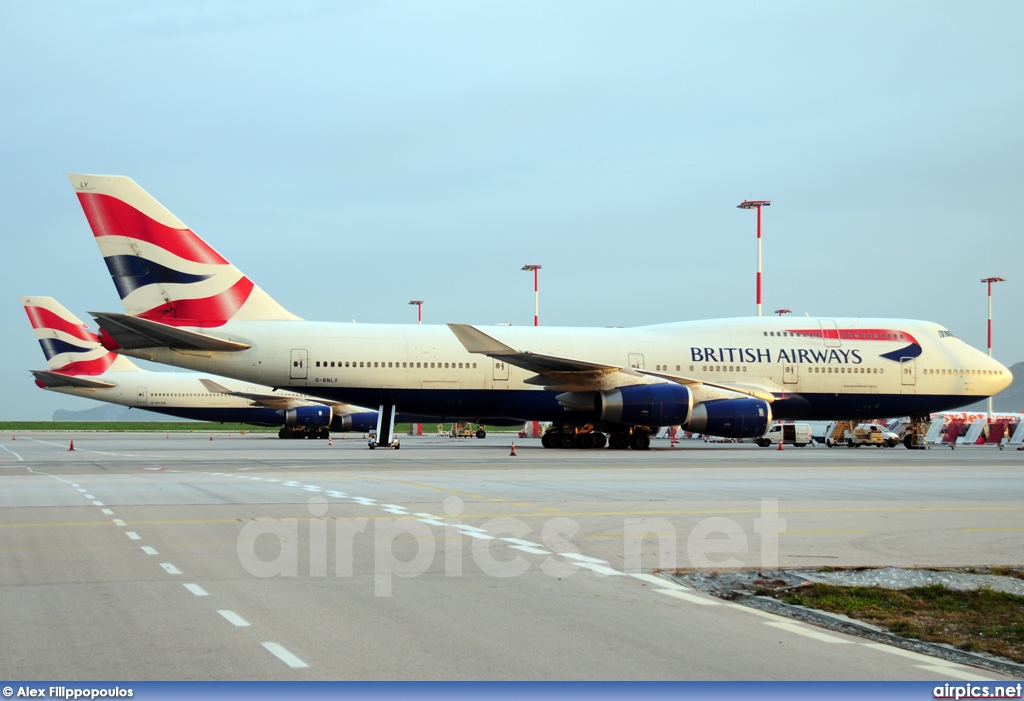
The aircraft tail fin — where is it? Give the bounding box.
[21,296,140,375]
[69,174,301,327]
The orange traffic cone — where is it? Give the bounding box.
[510,442,517,456]
[328,437,333,446]
[69,440,75,451]
[342,435,346,440]
[209,435,214,441]
[777,439,784,451]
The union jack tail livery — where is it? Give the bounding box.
[22,296,140,376]
[70,174,300,327]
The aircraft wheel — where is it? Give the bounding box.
[578,433,595,450]
[609,433,630,450]
[278,428,288,439]
[592,432,607,449]
[541,432,558,449]
[630,433,651,450]
[476,429,486,439]
[558,433,576,449]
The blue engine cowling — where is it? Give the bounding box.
[598,384,693,426]
[687,398,771,438]
[281,405,332,427]
[330,411,378,433]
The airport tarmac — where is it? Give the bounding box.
[1,432,1021,681]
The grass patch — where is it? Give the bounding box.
[767,582,1024,663]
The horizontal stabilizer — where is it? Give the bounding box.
[31,370,116,389]
[90,312,251,352]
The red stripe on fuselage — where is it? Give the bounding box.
[24,305,98,343]
[785,328,919,345]
[77,192,229,265]
[137,276,255,327]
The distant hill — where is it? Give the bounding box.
[52,405,188,422]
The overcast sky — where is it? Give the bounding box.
[2,1,1022,420]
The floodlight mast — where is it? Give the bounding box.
[408,300,423,324]
[981,277,1005,420]
[738,200,771,316]
[521,264,542,326]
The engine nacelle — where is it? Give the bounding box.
[687,398,771,438]
[330,411,378,434]
[598,384,693,427]
[282,405,332,427]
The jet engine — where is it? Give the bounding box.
[330,411,378,433]
[596,384,693,426]
[687,398,771,438]
[281,405,332,427]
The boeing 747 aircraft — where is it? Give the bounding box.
[23,295,378,438]
[71,174,1013,450]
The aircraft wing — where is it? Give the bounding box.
[448,323,776,402]
[90,312,251,352]
[32,370,117,390]
[197,379,372,415]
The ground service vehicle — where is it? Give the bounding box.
[758,423,812,447]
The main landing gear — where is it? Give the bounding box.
[278,427,330,439]
[368,404,400,450]
[541,425,651,450]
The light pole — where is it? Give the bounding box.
[738,200,771,316]
[521,264,541,326]
[774,308,791,317]
[981,277,1004,420]
[408,300,423,324]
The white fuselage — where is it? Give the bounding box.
[113,316,1012,423]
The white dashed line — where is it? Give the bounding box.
[141,546,158,555]
[70,483,79,487]
[83,494,95,499]
[262,642,308,668]
[766,621,853,643]
[416,517,446,527]
[77,489,87,493]
[112,519,126,527]
[501,537,543,548]
[351,497,377,505]
[576,563,623,576]
[183,583,208,596]
[325,491,347,498]
[125,532,141,540]
[0,444,23,461]
[630,573,688,589]
[101,509,113,515]
[283,481,302,487]
[559,552,607,565]
[92,501,104,506]
[656,589,720,606]
[510,544,550,555]
[160,563,182,575]
[301,486,323,492]
[217,610,251,627]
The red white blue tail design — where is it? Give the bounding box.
[21,296,139,375]
[70,174,299,327]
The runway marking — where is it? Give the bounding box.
[112,519,126,526]
[351,497,377,506]
[577,563,623,576]
[325,491,347,498]
[657,589,719,605]
[301,486,322,492]
[141,546,158,555]
[78,489,87,493]
[629,573,688,589]
[217,610,251,627]
[783,529,870,535]
[860,642,959,665]
[125,531,141,540]
[83,494,95,499]
[183,583,208,596]
[559,553,608,565]
[160,563,182,575]
[70,483,79,487]
[766,621,853,643]
[962,527,1024,532]
[0,444,23,461]
[510,545,550,555]
[261,642,309,669]
[92,501,104,506]
[914,665,994,681]
[501,537,543,548]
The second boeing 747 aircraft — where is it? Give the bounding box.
[72,174,1013,449]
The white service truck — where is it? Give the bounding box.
[757,423,813,447]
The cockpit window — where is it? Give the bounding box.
[938,330,956,338]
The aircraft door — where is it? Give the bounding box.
[290,349,308,379]
[783,363,798,384]
[627,353,645,370]
[901,357,916,386]
[819,319,841,347]
[137,387,147,404]
[493,359,509,381]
